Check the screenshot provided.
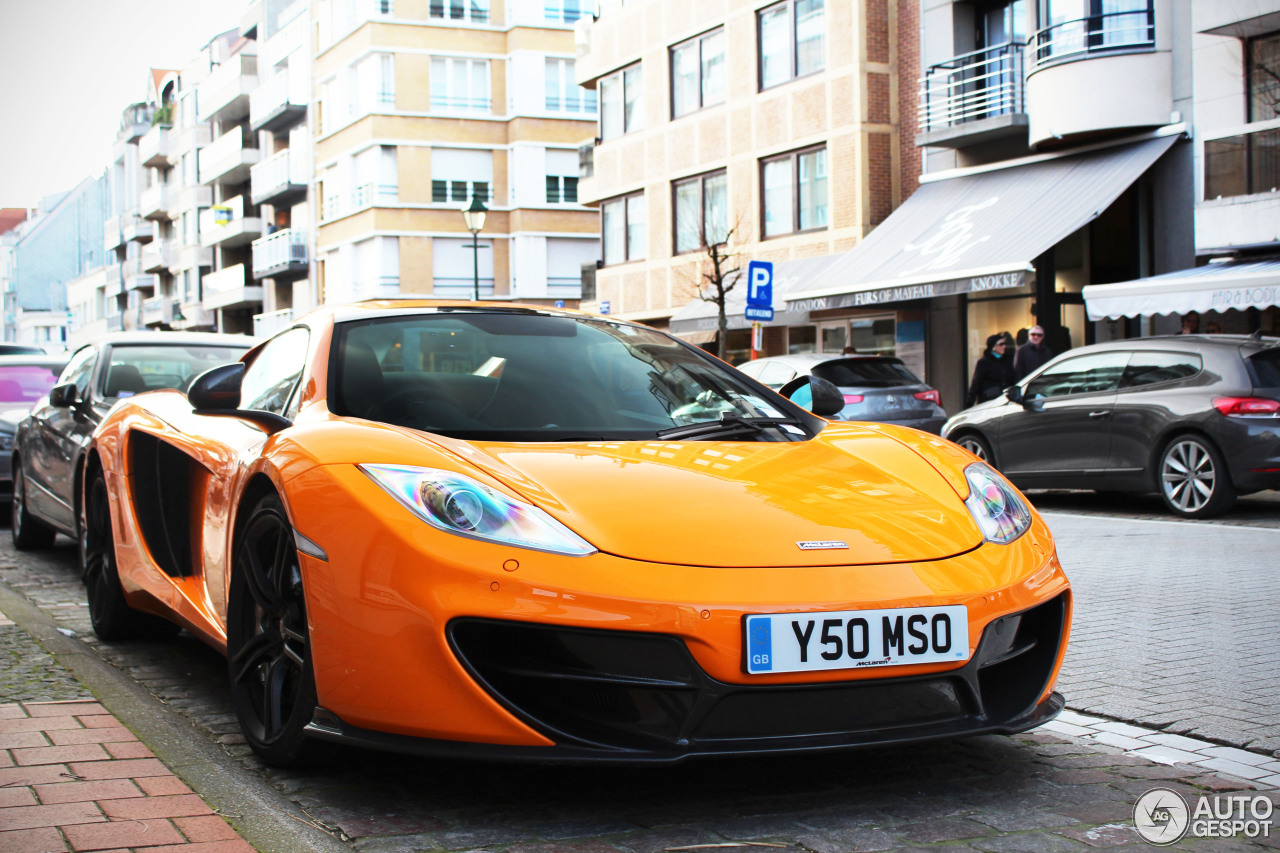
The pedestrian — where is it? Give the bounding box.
[1178,311,1200,334]
[842,345,857,354]
[1014,324,1053,380]
[1205,321,1222,334]
[965,333,1016,408]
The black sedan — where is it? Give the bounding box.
[942,335,1280,518]
[11,331,253,549]
[734,353,948,433]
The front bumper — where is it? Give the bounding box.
[304,593,1068,763]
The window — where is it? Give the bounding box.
[546,176,579,204]
[431,148,493,204]
[431,57,490,113]
[673,171,727,253]
[758,0,824,90]
[1204,129,1280,200]
[602,193,646,264]
[433,179,491,203]
[1249,31,1280,122]
[545,0,582,24]
[1120,352,1201,389]
[761,146,828,237]
[241,328,310,418]
[429,0,489,23]
[1024,352,1129,400]
[378,54,395,106]
[1032,0,1154,68]
[546,59,598,114]
[599,64,642,140]
[671,29,726,117]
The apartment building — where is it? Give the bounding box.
[310,0,600,304]
[577,0,923,366]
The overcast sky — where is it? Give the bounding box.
[0,0,251,210]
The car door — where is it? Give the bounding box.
[1108,350,1205,478]
[994,351,1130,483]
[26,345,99,528]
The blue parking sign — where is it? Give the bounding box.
[744,261,774,322]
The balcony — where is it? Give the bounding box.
[1198,122,1280,253]
[122,215,154,244]
[104,263,124,298]
[250,68,308,132]
[251,228,309,279]
[104,217,123,252]
[196,52,259,124]
[174,124,212,157]
[139,124,173,168]
[263,8,308,68]
[250,149,308,205]
[176,185,213,213]
[106,312,125,332]
[178,244,214,271]
[199,196,263,248]
[253,307,295,337]
[117,103,153,142]
[917,43,1027,149]
[122,258,157,293]
[199,127,262,186]
[1024,2,1167,148]
[141,239,178,273]
[202,264,264,311]
[141,295,175,327]
[140,184,175,220]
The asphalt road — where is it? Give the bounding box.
[2,495,1278,852]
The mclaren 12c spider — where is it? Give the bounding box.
[85,300,1071,767]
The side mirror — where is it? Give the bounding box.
[49,383,78,408]
[1005,385,1023,404]
[188,363,244,411]
[188,362,291,435]
[779,375,845,417]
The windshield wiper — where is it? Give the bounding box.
[656,413,804,441]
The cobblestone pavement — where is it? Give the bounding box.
[1,513,1278,852]
[1025,489,1280,530]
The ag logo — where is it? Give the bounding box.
[1134,787,1190,845]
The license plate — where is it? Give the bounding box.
[744,605,969,674]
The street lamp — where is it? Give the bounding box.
[461,195,488,301]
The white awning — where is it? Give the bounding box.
[1082,258,1280,320]
[783,134,1180,311]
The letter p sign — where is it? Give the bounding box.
[744,260,774,322]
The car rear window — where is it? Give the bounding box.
[811,358,921,388]
[1249,348,1280,387]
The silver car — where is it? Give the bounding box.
[0,354,70,501]
[734,353,948,433]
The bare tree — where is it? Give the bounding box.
[680,215,745,360]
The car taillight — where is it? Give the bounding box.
[843,394,864,404]
[1213,396,1280,416]
[914,390,942,405]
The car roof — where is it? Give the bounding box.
[748,353,901,367]
[1066,334,1279,355]
[77,331,257,350]
[324,298,624,326]
[0,354,67,366]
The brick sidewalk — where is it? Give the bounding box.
[0,613,256,853]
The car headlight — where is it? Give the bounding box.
[963,462,1032,545]
[360,464,597,556]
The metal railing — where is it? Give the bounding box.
[919,41,1024,133]
[430,95,492,113]
[1030,5,1155,72]
[252,228,309,277]
[253,308,295,337]
[545,92,598,113]
[432,277,495,299]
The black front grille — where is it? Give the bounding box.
[448,593,1068,759]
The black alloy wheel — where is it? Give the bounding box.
[227,493,318,767]
[81,471,178,641]
[11,462,56,550]
[1158,435,1235,519]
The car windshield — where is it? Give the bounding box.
[103,344,250,400]
[811,358,921,388]
[0,364,63,407]
[330,311,810,441]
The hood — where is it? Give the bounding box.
[459,426,984,567]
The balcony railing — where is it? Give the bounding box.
[141,295,175,327]
[1204,125,1280,201]
[263,9,308,67]
[251,228,309,279]
[250,149,308,204]
[432,277,495,299]
[919,42,1024,133]
[141,239,178,273]
[197,52,259,123]
[139,124,173,168]
[353,276,403,299]
[1030,5,1155,72]
[253,308,295,337]
[202,263,264,311]
[250,68,309,131]
[122,216,153,244]
[140,184,175,220]
[199,127,262,185]
[104,263,124,298]
[430,95,492,113]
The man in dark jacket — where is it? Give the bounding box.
[1014,325,1053,380]
[966,333,1016,408]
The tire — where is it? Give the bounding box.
[227,493,319,767]
[1158,435,1235,519]
[11,463,56,550]
[81,471,179,641]
[954,433,994,466]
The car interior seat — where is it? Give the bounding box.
[104,364,149,397]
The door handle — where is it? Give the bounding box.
[1088,410,1111,418]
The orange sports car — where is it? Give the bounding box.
[84,300,1071,767]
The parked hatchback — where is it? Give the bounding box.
[735,353,948,433]
[942,334,1280,518]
